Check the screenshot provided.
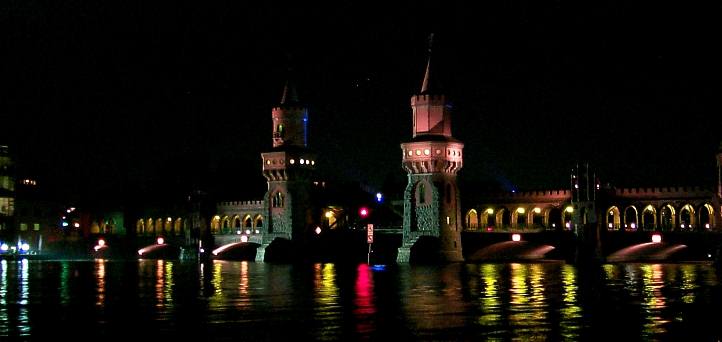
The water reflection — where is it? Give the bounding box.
[0,260,7,335]
[313,263,341,340]
[95,259,106,307]
[560,264,582,340]
[0,260,719,340]
[354,264,376,335]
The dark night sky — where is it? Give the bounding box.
[2,1,722,204]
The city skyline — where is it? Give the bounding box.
[2,1,721,203]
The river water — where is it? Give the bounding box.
[1,259,720,341]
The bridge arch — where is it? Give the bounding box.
[136,219,145,235]
[221,216,232,234]
[660,204,676,231]
[698,203,714,230]
[156,217,163,234]
[210,215,221,234]
[623,206,638,230]
[164,217,172,234]
[606,206,621,230]
[527,207,544,228]
[495,207,511,230]
[511,207,527,229]
[641,205,657,231]
[481,208,494,229]
[563,205,574,230]
[254,215,263,232]
[232,215,242,230]
[679,204,695,230]
[546,207,561,230]
[465,209,479,230]
[174,218,183,235]
[147,218,155,235]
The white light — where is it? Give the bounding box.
[98,239,105,247]
[423,149,430,156]
[73,223,80,228]
[651,234,662,243]
[315,227,322,235]
[565,222,571,228]
[311,161,315,165]
[486,209,494,215]
[0,244,8,251]
[236,230,241,235]
[20,243,30,252]
[240,235,248,243]
[681,224,685,229]
[705,223,710,229]
[199,248,205,253]
[290,159,295,164]
[630,223,636,229]
[62,222,69,227]
[565,206,574,213]
[608,223,613,228]
[552,223,556,228]
[533,208,541,214]
[255,230,260,234]
[138,251,143,256]
[94,246,101,252]
[157,237,164,245]
[245,229,251,235]
[512,234,521,242]
[300,158,305,164]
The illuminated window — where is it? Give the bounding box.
[272,192,285,208]
[33,223,40,231]
[20,223,27,231]
[408,150,413,156]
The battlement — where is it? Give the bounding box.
[614,186,713,198]
[411,94,446,103]
[218,200,264,209]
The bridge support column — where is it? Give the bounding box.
[396,246,411,263]
[255,244,268,262]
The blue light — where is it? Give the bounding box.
[375,192,383,203]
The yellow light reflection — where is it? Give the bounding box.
[680,264,697,304]
[313,263,340,339]
[560,264,582,339]
[477,264,500,326]
[640,264,668,337]
[95,259,106,307]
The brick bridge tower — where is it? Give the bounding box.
[256,74,316,261]
[397,36,464,263]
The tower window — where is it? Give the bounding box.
[272,192,285,208]
[276,124,285,138]
[418,183,427,204]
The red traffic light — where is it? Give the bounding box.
[359,207,369,218]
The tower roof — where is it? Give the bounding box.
[279,79,299,105]
[419,33,438,95]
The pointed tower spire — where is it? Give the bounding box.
[420,33,435,95]
[279,68,299,105]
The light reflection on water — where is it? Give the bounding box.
[0,260,719,340]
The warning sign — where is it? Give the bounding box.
[367,224,374,243]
